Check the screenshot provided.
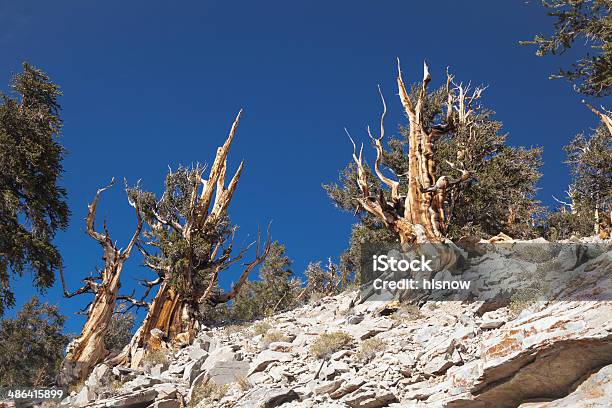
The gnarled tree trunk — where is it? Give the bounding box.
[111,111,270,368]
[349,61,481,243]
[57,179,142,386]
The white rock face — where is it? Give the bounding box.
[59,240,611,408]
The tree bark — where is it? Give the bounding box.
[111,111,270,367]
[349,61,479,243]
[57,179,142,386]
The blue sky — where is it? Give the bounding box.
[1,0,607,333]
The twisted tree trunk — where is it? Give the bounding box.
[350,61,479,243]
[111,111,270,368]
[57,180,142,386]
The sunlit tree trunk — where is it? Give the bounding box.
[349,61,479,243]
[110,111,270,368]
[57,180,142,386]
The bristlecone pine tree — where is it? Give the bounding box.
[297,259,344,302]
[0,296,68,387]
[0,63,69,316]
[113,110,270,367]
[57,179,142,386]
[325,60,543,246]
[231,241,301,321]
[104,304,136,353]
[552,103,612,238]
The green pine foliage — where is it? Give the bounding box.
[231,241,301,321]
[126,165,234,304]
[0,63,69,315]
[522,0,611,97]
[548,123,611,238]
[302,259,344,301]
[0,296,68,387]
[565,123,611,214]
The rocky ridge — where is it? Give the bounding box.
[62,240,611,408]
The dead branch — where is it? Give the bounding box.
[583,100,612,135]
[209,223,272,304]
[367,86,400,202]
[197,109,242,221]
[85,178,115,244]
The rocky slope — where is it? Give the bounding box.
[61,240,611,408]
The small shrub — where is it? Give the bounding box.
[390,304,422,322]
[242,341,258,353]
[260,330,290,349]
[220,322,249,337]
[310,331,353,359]
[68,379,86,395]
[109,378,123,392]
[509,287,543,316]
[189,380,229,407]
[141,349,168,369]
[252,321,272,337]
[355,337,387,363]
[308,290,327,305]
[235,374,253,391]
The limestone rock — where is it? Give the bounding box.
[517,363,612,407]
[423,354,453,376]
[343,388,398,408]
[70,242,612,408]
[249,350,292,375]
[234,387,299,408]
[147,399,181,408]
[207,359,250,385]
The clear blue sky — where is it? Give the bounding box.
[1,1,607,333]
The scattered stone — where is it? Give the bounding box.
[235,387,299,408]
[268,341,294,352]
[207,359,250,385]
[249,350,292,375]
[329,377,366,399]
[74,385,96,406]
[344,388,398,408]
[347,314,365,325]
[147,399,180,408]
[313,379,344,395]
[68,245,612,408]
[423,355,453,376]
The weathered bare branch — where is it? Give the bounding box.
[367,86,400,202]
[212,223,272,304]
[150,208,183,234]
[415,60,431,124]
[59,265,97,298]
[122,182,144,260]
[583,100,612,135]
[397,58,416,122]
[453,81,486,126]
[346,128,369,198]
[198,109,243,218]
[210,160,244,220]
[86,178,115,244]
[117,291,151,312]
